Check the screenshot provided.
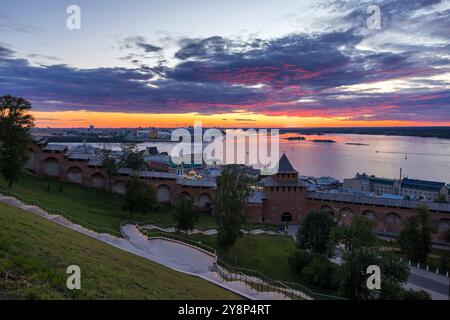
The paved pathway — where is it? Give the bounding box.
[142,224,279,236]
[0,194,291,300]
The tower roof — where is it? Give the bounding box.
[276,154,297,174]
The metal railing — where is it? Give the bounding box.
[215,259,345,300]
[409,260,450,278]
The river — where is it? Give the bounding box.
[57,133,450,182]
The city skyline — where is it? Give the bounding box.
[1,0,450,128]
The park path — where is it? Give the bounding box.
[0,194,291,300]
[142,224,279,236]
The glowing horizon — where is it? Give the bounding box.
[31,111,450,129]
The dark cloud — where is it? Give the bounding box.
[0,45,15,57]
[120,36,162,53]
[27,53,61,61]
[0,0,449,123]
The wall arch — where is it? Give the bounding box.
[197,193,213,212]
[362,210,378,221]
[25,148,36,172]
[67,166,83,184]
[384,212,403,233]
[112,180,126,194]
[339,207,354,225]
[178,191,193,202]
[320,205,335,219]
[43,157,60,177]
[91,173,106,189]
[437,218,450,233]
[281,212,292,222]
[156,184,171,204]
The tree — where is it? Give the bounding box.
[174,196,198,233]
[434,193,448,203]
[397,215,422,263]
[329,215,377,254]
[101,149,119,192]
[301,255,340,290]
[215,166,252,252]
[401,289,431,300]
[297,210,334,254]
[445,229,450,243]
[398,206,432,263]
[122,176,156,218]
[0,96,35,188]
[337,246,409,300]
[288,249,318,274]
[120,143,146,171]
[331,216,409,300]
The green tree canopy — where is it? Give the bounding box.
[120,143,146,171]
[122,176,156,218]
[297,210,334,254]
[398,205,432,263]
[0,95,35,188]
[174,196,199,233]
[215,166,253,252]
[329,215,377,254]
[330,216,409,300]
[101,149,119,192]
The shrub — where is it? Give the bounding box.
[300,255,340,290]
[288,249,317,274]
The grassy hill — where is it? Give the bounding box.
[0,202,240,300]
[0,174,217,232]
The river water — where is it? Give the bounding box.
[279,133,450,182]
[59,133,450,182]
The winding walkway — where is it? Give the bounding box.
[0,194,291,300]
[142,224,279,236]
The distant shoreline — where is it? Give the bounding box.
[41,126,450,143]
[279,127,450,140]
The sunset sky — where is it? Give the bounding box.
[1,0,449,128]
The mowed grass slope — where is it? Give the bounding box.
[0,174,216,232]
[179,233,299,283]
[0,202,240,300]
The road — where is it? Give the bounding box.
[406,267,449,300]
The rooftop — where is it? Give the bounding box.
[43,144,67,152]
[176,177,217,188]
[307,191,450,213]
[276,154,297,174]
[401,178,446,191]
[369,177,396,186]
[118,168,177,180]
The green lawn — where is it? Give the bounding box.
[168,232,300,283]
[0,202,240,300]
[0,174,280,234]
[0,174,216,233]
